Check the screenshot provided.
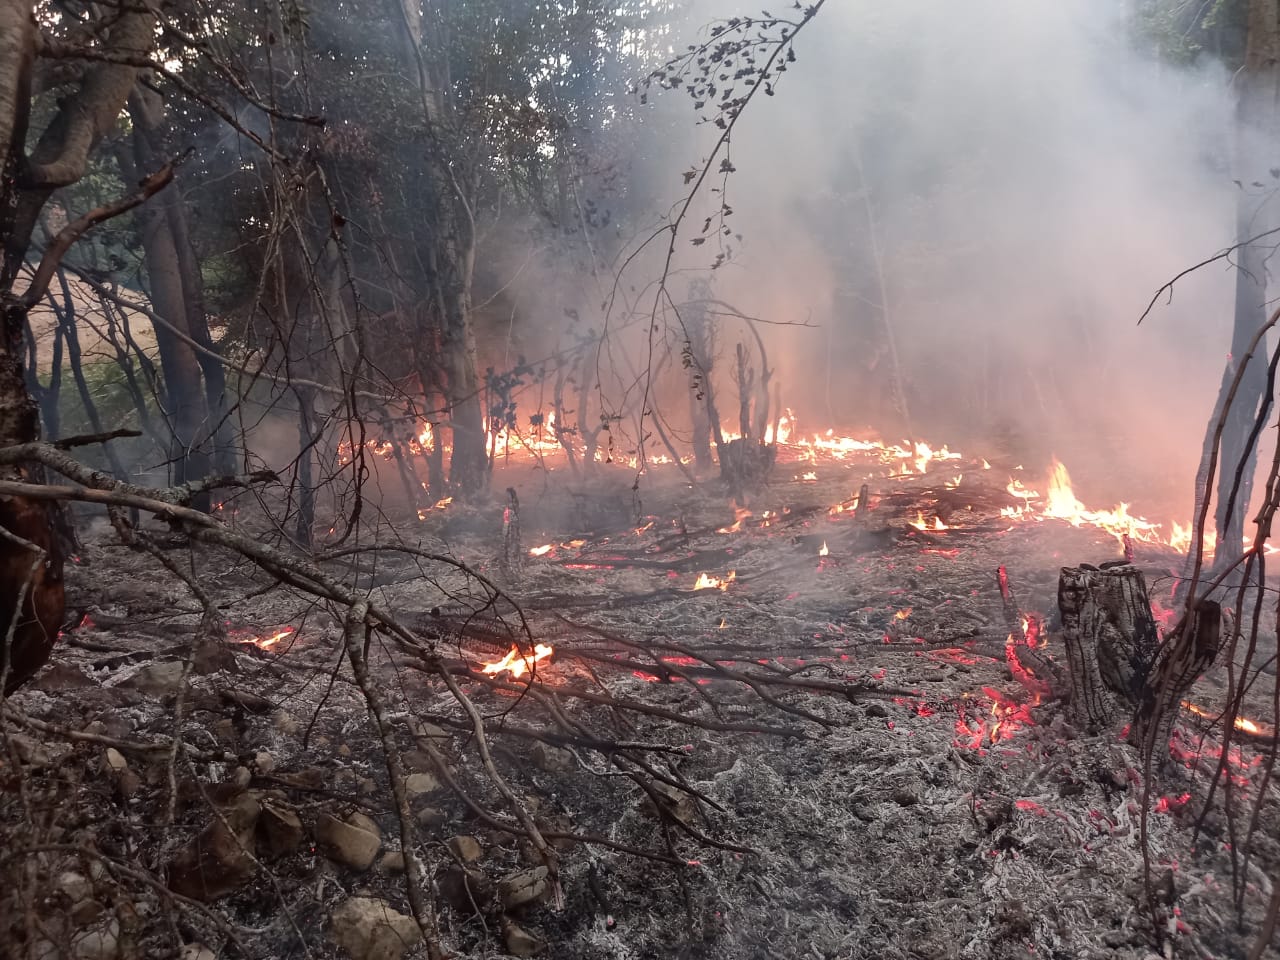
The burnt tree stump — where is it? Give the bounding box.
[1130,599,1221,758]
[717,438,776,502]
[1058,562,1159,730]
[1057,561,1223,761]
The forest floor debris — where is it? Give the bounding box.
[1,452,1277,960]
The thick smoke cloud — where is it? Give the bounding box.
[644,0,1240,511]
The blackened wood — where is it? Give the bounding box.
[500,487,523,581]
[1057,562,1158,730]
[1130,599,1222,759]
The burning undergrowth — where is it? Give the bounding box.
[1,440,1278,960]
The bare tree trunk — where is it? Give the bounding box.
[1201,0,1280,567]
[123,129,210,504]
[164,171,235,474]
[393,0,487,496]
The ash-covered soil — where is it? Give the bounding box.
[2,452,1277,960]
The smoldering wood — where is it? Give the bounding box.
[1057,562,1159,730]
[500,487,524,581]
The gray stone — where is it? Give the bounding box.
[167,793,261,901]
[446,835,483,863]
[378,851,406,874]
[315,813,381,871]
[404,772,440,800]
[258,802,304,857]
[69,898,105,925]
[438,865,493,914]
[348,811,379,835]
[120,661,187,696]
[58,870,91,904]
[530,742,573,772]
[71,917,120,960]
[497,866,549,910]
[415,807,447,829]
[410,719,450,740]
[503,920,544,957]
[329,897,420,960]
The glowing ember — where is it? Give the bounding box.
[894,607,912,620]
[529,544,553,557]
[234,626,294,650]
[482,643,553,679]
[1181,700,1269,736]
[692,571,736,591]
[417,496,454,520]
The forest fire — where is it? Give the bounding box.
[350,405,1226,567]
[481,643,554,679]
[909,511,948,531]
[693,571,736,591]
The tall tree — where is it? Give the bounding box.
[0,0,163,692]
[1192,0,1278,566]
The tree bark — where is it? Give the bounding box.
[1058,562,1159,731]
[0,4,155,692]
[164,170,235,475]
[1200,0,1280,566]
[124,102,211,501]
[1130,599,1221,761]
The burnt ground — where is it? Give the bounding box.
[3,448,1279,960]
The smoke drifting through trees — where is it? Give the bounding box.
[622,0,1242,511]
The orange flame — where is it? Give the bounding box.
[529,544,553,557]
[910,511,946,531]
[819,541,829,557]
[1182,700,1268,736]
[693,571,736,591]
[482,643,553,679]
[234,626,294,649]
[718,506,752,534]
